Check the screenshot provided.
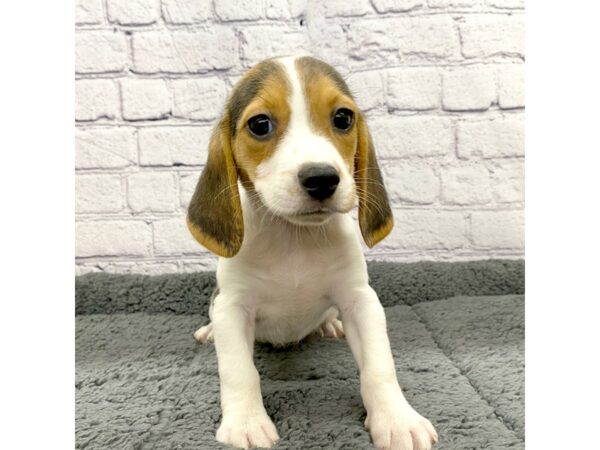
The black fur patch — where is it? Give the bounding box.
[295,56,353,98]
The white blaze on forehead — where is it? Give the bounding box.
[273,55,342,169]
[277,56,312,136]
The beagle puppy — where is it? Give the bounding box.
[187,56,438,450]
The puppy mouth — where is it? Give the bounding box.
[286,210,334,226]
[285,204,353,226]
[295,207,334,217]
[291,201,354,219]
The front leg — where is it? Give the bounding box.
[335,285,438,450]
[212,293,279,449]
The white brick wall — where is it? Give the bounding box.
[75,0,524,274]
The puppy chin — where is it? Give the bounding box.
[285,211,335,226]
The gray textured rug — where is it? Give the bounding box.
[76,260,524,450]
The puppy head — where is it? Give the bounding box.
[187,56,393,257]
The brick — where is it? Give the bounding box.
[489,159,524,203]
[138,126,210,166]
[470,210,524,249]
[179,171,201,207]
[440,163,492,205]
[289,0,307,17]
[386,210,465,250]
[75,174,123,213]
[498,64,525,109]
[265,0,293,19]
[75,0,104,24]
[347,71,384,111]
[132,29,238,74]
[308,24,349,72]
[348,17,459,65]
[127,172,177,212]
[75,79,119,121]
[240,26,308,67]
[107,0,160,25]
[383,161,438,204]
[324,0,372,17]
[171,78,228,121]
[428,0,477,7]
[121,79,171,121]
[372,0,422,12]
[486,0,524,8]
[153,217,203,255]
[369,117,454,159]
[460,15,524,58]
[76,220,152,257]
[457,116,524,159]
[215,0,264,20]
[388,68,441,111]
[442,66,496,111]
[75,31,128,74]
[75,127,137,169]
[161,0,210,23]
[76,174,123,213]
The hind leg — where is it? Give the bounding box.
[194,290,217,344]
[193,322,214,343]
[319,308,345,339]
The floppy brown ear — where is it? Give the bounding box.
[186,117,243,257]
[355,113,394,248]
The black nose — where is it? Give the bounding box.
[298,164,340,201]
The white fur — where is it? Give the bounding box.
[195,56,438,450]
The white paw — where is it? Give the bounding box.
[216,410,279,449]
[365,405,438,450]
[319,318,344,339]
[193,323,213,343]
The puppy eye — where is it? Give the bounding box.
[332,108,354,132]
[247,114,273,138]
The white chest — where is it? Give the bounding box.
[216,213,363,345]
[231,240,342,344]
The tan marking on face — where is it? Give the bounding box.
[294,56,393,245]
[230,68,291,183]
[295,57,359,171]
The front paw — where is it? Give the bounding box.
[216,410,279,449]
[365,405,438,450]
